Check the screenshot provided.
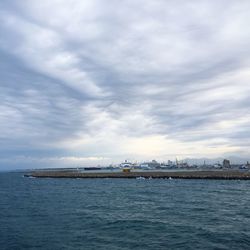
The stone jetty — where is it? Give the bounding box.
[24,170,250,180]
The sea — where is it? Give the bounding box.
[0,172,250,250]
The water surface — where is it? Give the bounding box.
[0,172,250,249]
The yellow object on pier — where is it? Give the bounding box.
[123,168,131,173]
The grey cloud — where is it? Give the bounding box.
[1,0,250,168]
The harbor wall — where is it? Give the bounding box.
[25,170,250,180]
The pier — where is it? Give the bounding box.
[24,170,250,180]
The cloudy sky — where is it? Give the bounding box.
[1,0,250,169]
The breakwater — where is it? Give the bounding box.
[25,170,250,180]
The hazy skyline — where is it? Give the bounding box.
[1,0,250,169]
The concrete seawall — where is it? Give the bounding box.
[24,170,250,180]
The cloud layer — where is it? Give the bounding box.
[1,0,250,169]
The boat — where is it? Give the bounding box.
[120,160,133,168]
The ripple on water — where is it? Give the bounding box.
[0,173,250,250]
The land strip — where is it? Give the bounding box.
[24,170,250,180]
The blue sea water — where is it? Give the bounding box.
[0,172,250,250]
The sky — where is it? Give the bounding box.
[1,0,250,169]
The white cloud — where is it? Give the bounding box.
[1,0,250,168]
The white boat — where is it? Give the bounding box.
[120,160,133,168]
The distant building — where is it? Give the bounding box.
[179,162,189,168]
[168,160,173,166]
[223,159,231,168]
[241,161,250,169]
[148,160,161,168]
[213,163,222,169]
[140,160,161,169]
